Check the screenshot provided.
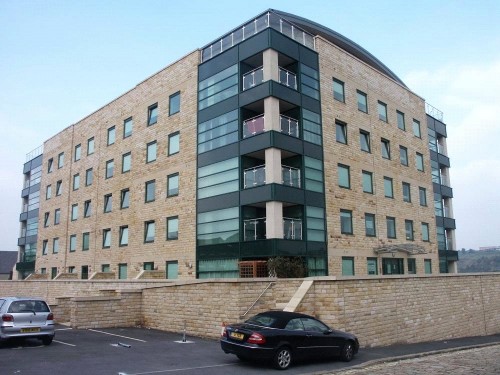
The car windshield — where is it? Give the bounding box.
[245,314,277,328]
[7,300,50,313]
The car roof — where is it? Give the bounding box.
[254,310,315,320]
[0,297,46,302]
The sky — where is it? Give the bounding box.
[0,0,499,251]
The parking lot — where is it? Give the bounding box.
[0,324,363,375]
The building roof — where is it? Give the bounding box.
[271,9,406,87]
[0,251,17,275]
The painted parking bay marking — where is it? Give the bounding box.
[88,329,147,342]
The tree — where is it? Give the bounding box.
[267,257,307,278]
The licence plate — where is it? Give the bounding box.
[21,327,40,333]
[230,332,244,340]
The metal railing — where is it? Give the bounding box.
[280,115,299,137]
[26,145,43,162]
[244,165,266,188]
[283,218,302,240]
[242,66,264,90]
[279,67,297,89]
[243,114,265,138]
[282,166,301,187]
[425,102,444,122]
[244,217,266,241]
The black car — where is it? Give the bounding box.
[220,310,359,370]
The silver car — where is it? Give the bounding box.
[0,297,55,345]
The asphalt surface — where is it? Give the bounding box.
[0,325,499,375]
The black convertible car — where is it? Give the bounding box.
[220,310,359,370]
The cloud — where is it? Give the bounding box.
[405,58,500,249]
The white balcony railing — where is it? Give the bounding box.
[244,165,266,188]
[282,166,301,188]
[279,67,297,89]
[280,115,299,138]
[243,114,265,138]
[244,217,266,241]
[242,66,264,90]
[283,218,302,240]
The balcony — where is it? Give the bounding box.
[283,217,302,240]
[280,115,299,138]
[243,114,265,138]
[244,165,266,188]
[279,67,297,89]
[243,217,303,241]
[282,166,301,188]
[242,66,264,90]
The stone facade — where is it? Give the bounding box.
[1,274,498,348]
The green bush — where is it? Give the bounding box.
[267,257,307,278]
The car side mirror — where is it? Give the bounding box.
[323,329,333,335]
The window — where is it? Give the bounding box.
[197,207,239,246]
[54,208,61,225]
[365,213,376,237]
[42,240,48,255]
[340,209,353,234]
[362,171,373,193]
[357,90,368,113]
[144,221,155,243]
[87,137,95,155]
[85,168,93,186]
[46,185,52,199]
[82,232,90,251]
[342,257,355,276]
[103,160,114,181]
[384,177,394,198]
[405,220,414,241]
[360,130,370,152]
[143,262,154,271]
[400,146,408,166]
[74,144,81,161]
[386,217,396,238]
[52,266,57,278]
[397,110,405,130]
[333,78,345,102]
[424,259,432,274]
[119,226,129,246]
[47,158,53,173]
[378,101,387,122]
[419,187,427,206]
[304,157,324,193]
[44,212,50,227]
[123,117,133,138]
[402,182,411,202]
[306,206,325,242]
[338,164,350,189]
[198,110,239,153]
[101,264,110,272]
[146,141,157,163]
[416,152,424,171]
[381,138,391,159]
[198,64,238,110]
[122,152,131,173]
[57,152,64,168]
[102,229,111,248]
[167,216,179,240]
[118,263,127,280]
[367,258,378,275]
[302,108,322,145]
[408,259,416,274]
[166,261,179,279]
[69,234,77,252]
[71,204,78,221]
[422,222,430,242]
[84,200,92,218]
[104,194,112,213]
[168,132,180,155]
[413,119,421,138]
[198,158,239,199]
[107,126,115,145]
[167,173,179,197]
[148,103,158,126]
[68,266,75,273]
[300,63,320,99]
[145,180,155,202]
[169,92,180,115]
[120,189,130,209]
[336,121,347,144]
[72,173,80,190]
[81,265,89,279]
[53,238,59,254]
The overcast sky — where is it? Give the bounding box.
[0,0,498,251]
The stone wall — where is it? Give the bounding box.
[1,274,498,347]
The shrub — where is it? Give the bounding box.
[267,257,307,278]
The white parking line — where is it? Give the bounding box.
[88,329,147,342]
[54,340,76,347]
[118,363,236,375]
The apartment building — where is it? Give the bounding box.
[15,9,458,280]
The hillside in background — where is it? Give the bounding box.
[457,249,500,273]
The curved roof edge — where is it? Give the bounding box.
[271,9,406,87]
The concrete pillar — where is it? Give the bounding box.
[265,148,282,184]
[264,97,280,132]
[266,201,283,239]
[262,49,279,82]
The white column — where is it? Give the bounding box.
[265,148,282,184]
[264,97,280,132]
[266,201,283,239]
[262,49,279,82]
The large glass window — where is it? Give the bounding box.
[167,216,179,240]
[300,64,319,99]
[386,216,396,238]
[198,259,239,279]
[365,213,376,237]
[168,132,180,155]
[336,121,347,144]
[198,64,238,110]
[198,157,238,199]
[378,101,387,122]
[167,173,179,197]
[340,210,353,234]
[333,78,345,102]
[198,110,238,153]
[169,92,180,115]
[397,110,405,130]
[124,117,133,138]
[304,156,324,193]
[197,207,239,246]
[144,221,155,243]
[362,171,373,193]
[357,90,368,113]
[146,141,157,163]
[306,206,325,242]
[145,180,155,203]
[338,164,350,189]
[384,177,394,198]
[302,109,322,145]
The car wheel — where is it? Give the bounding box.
[273,346,292,370]
[41,336,54,345]
[340,341,354,362]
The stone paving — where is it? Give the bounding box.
[326,344,500,375]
